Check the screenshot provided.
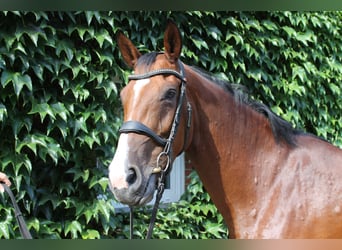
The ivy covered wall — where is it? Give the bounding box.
[0,11,341,238]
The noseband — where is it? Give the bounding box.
[118,60,192,239]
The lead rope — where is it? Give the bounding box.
[1,183,32,239]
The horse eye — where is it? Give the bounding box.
[163,89,177,100]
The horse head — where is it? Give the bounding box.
[109,21,192,206]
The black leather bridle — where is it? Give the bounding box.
[118,60,192,239]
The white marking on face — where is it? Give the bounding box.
[109,134,130,190]
[128,78,151,120]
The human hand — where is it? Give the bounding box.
[0,172,11,193]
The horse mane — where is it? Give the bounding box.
[189,66,303,147]
[134,52,301,147]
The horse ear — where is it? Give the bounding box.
[117,31,141,68]
[164,20,182,63]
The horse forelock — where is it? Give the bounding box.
[135,52,159,72]
[134,52,181,73]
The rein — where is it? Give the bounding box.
[1,183,32,239]
[119,60,192,239]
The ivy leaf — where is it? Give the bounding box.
[32,64,44,80]
[329,83,341,95]
[262,20,278,31]
[56,40,74,61]
[81,229,100,239]
[2,31,16,51]
[14,42,27,55]
[65,220,82,238]
[83,207,94,224]
[226,33,244,45]
[14,74,32,97]
[94,51,113,66]
[47,119,68,140]
[303,61,317,75]
[296,31,316,46]
[27,218,40,233]
[98,177,109,192]
[95,28,113,48]
[1,71,32,96]
[292,65,307,83]
[51,102,69,121]
[13,154,32,176]
[29,102,56,122]
[16,133,47,156]
[73,116,88,136]
[97,200,111,222]
[24,26,47,47]
[204,221,227,238]
[67,168,90,183]
[45,142,63,164]
[282,26,297,38]
[85,11,95,26]
[208,25,222,40]
[191,35,209,50]
[0,222,10,239]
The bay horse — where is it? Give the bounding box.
[109,20,342,238]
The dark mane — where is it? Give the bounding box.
[190,66,302,147]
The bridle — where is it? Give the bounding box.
[118,59,192,239]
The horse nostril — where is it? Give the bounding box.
[126,168,137,185]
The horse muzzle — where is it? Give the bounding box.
[109,163,157,206]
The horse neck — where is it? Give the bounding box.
[185,66,278,160]
[184,66,288,235]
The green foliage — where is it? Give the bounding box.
[0,11,341,239]
[180,11,342,146]
[0,11,122,239]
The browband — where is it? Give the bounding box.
[128,68,186,82]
